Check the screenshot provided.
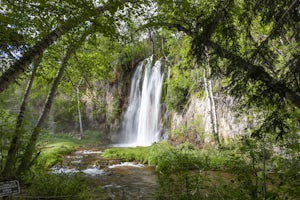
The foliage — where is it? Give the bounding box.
[103,140,299,199]
[35,130,105,168]
[151,0,300,139]
[225,134,300,199]
[163,35,194,111]
[102,142,232,173]
[0,108,15,171]
[0,2,299,198]
[25,171,90,200]
[165,67,191,111]
[271,133,300,198]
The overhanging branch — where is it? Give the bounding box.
[206,40,300,109]
[0,0,130,93]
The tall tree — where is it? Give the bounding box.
[0,0,131,93]
[17,30,89,174]
[1,58,40,180]
[149,0,299,138]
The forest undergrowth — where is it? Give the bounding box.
[103,139,299,199]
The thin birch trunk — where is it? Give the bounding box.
[76,79,84,139]
[207,69,219,142]
[204,49,220,145]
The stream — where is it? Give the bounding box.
[51,147,158,200]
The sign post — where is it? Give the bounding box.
[0,180,20,198]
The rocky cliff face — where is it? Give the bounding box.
[82,64,133,136]
[80,57,147,141]
[86,59,250,145]
[169,95,249,145]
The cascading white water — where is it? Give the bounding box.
[119,56,164,146]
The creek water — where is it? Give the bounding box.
[51,57,165,198]
[51,147,158,199]
[118,56,164,147]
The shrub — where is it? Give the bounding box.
[26,171,90,200]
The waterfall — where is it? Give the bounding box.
[119,57,164,146]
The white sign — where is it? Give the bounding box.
[0,180,20,197]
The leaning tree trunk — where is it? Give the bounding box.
[17,27,91,174]
[17,43,78,175]
[0,0,129,93]
[1,58,39,180]
[158,0,300,110]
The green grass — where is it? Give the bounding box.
[37,142,78,167]
[37,130,105,167]
[102,142,232,173]
[103,142,299,199]
[18,130,109,199]
[102,146,149,162]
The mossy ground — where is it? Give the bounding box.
[37,130,105,167]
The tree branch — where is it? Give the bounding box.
[253,0,299,55]
[207,40,300,109]
[0,0,130,93]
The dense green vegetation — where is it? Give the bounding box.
[103,142,231,172]
[0,0,299,199]
[36,130,104,167]
[13,131,107,199]
[103,140,299,199]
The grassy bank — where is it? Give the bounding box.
[102,142,232,173]
[27,133,298,199]
[37,130,105,167]
[19,130,108,199]
[102,141,299,199]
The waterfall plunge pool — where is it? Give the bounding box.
[50,147,158,199]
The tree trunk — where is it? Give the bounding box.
[202,48,220,144]
[261,136,267,200]
[17,42,77,175]
[208,72,219,143]
[17,27,91,174]
[160,3,300,110]
[0,0,129,93]
[76,79,84,139]
[1,58,39,180]
[203,67,220,145]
